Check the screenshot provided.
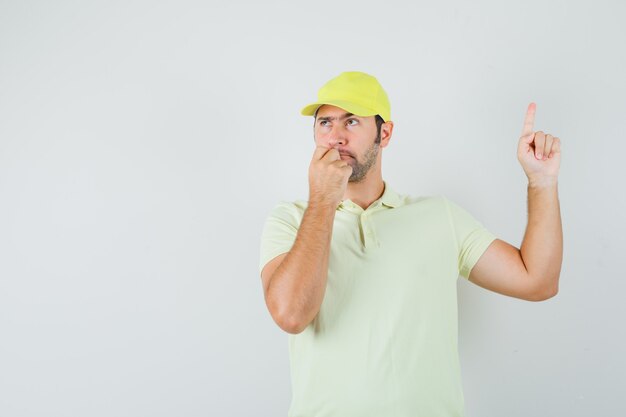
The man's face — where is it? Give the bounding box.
[313,104,381,183]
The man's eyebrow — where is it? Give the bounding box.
[317,112,356,121]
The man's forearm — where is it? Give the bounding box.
[520,178,563,297]
[266,202,336,333]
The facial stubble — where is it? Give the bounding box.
[347,133,382,183]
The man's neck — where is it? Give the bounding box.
[343,175,385,210]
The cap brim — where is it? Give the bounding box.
[300,99,379,119]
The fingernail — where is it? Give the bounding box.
[537,153,542,159]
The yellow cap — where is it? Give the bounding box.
[300,71,391,122]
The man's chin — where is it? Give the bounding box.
[348,173,365,183]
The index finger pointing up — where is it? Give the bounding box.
[521,102,536,137]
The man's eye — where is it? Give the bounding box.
[319,121,329,126]
[347,119,358,125]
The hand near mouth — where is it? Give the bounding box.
[308,146,353,207]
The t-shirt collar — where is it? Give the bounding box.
[380,180,403,208]
[338,180,403,211]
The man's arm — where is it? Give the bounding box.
[469,180,562,301]
[521,179,562,296]
[467,102,563,301]
[262,145,352,334]
[262,203,336,334]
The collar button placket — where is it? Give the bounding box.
[360,211,373,249]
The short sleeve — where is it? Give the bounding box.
[258,201,300,276]
[444,197,497,280]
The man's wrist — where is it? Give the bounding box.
[527,176,558,189]
[307,199,339,213]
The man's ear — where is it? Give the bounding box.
[381,121,394,147]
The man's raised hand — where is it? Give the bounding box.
[517,102,561,186]
[308,145,352,208]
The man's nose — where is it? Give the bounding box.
[328,138,345,148]
[328,126,346,147]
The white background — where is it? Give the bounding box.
[1,1,624,416]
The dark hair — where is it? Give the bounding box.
[313,108,385,142]
[373,115,384,143]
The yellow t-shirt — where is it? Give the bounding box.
[259,181,497,417]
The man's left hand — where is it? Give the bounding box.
[517,102,561,185]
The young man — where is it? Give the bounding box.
[258,71,563,416]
